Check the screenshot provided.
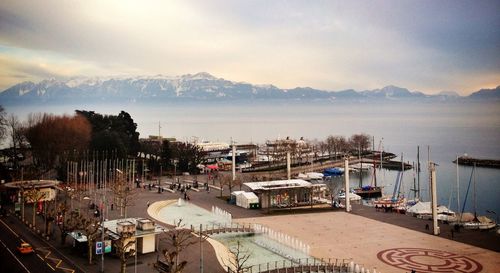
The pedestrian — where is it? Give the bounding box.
[451,229,454,239]
[425,223,429,230]
[147,201,150,207]
[111,203,114,210]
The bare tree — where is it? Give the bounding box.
[56,208,81,246]
[349,133,371,154]
[155,219,197,273]
[5,114,25,173]
[111,170,137,218]
[116,230,136,273]
[218,173,232,197]
[318,140,328,160]
[24,186,47,228]
[224,240,252,273]
[0,105,6,140]
[79,214,102,265]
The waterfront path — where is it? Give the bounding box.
[4,172,499,273]
[236,206,500,273]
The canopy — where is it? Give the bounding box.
[236,192,259,209]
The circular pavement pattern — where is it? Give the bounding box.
[377,248,483,273]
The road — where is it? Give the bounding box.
[0,215,81,273]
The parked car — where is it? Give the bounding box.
[17,242,34,254]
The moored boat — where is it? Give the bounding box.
[323,167,344,176]
[353,185,382,198]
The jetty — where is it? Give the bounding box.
[453,155,500,169]
[242,154,412,175]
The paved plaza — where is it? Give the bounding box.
[236,211,500,273]
[4,174,499,273]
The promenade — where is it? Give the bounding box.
[4,173,499,273]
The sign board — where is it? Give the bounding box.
[96,241,103,255]
[104,240,112,253]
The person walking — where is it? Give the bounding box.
[147,201,150,207]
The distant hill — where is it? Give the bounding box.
[468,86,500,100]
[0,72,497,104]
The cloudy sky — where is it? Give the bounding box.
[0,0,499,95]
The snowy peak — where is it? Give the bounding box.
[181,72,218,81]
[0,73,497,104]
[361,85,423,98]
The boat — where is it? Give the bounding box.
[374,156,406,210]
[457,164,497,230]
[350,163,372,173]
[323,167,344,176]
[354,185,382,198]
[297,172,324,181]
[407,201,456,222]
[463,219,496,230]
[353,157,382,198]
[336,189,362,201]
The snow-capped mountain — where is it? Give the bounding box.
[0,72,495,104]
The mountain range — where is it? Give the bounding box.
[0,72,498,104]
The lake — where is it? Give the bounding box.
[4,100,500,217]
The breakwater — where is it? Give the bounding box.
[453,156,500,169]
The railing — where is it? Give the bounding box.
[229,258,355,273]
[190,222,255,234]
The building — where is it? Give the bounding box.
[103,217,165,254]
[243,179,326,211]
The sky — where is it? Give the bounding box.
[0,0,499,95]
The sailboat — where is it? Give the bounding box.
[459,164,496,230]
[353,153,382,198]
[373,154,405,210]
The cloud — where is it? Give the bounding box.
[0,0,498,94]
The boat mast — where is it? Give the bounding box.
[473,163,477,220]
[417,146,420,200]
[456,155,460,213]
[358,144,362,188]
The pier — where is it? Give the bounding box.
[453,155,500,169]
[242,154,412,175]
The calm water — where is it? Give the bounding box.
[5,100,500,217]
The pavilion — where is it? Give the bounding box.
[243,179,327,212]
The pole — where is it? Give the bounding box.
[287,152,291,180]
[344,157,350,212]
[134,239,137,273]
[456,155,460,213]
[199,224,203,273]
[430,162,439,235]
[232,140,236,182]
[101,200,105,272]
[417,146,420,200]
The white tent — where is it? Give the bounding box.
[236,192,259,209]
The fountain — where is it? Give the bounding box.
[211,206,232,224]
[252,223,311,260]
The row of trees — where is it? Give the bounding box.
[318,133,372,158]
[0,107,142,182]
[261,133,372,167]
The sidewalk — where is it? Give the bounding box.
[7,174,230,273]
